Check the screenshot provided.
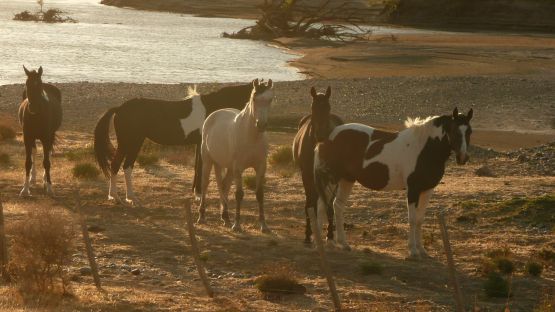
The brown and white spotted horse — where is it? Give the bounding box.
[314,108,473,259]
[292,86,343,244]
[18,66,62,197]
[94,83,252,206]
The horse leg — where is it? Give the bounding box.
[334,179,353,251]
[214,165,231,226]
[30,143,37,184]
[107,148,124,203]
[220,168,234,226]
[255,162,270,233]
[42,142,53,196]
[19,140,33,197]
[122,140,144,206]
[301,169,314,244]
[197,155,213,224]
[406,188,420,259]
[231,166,244,232]
[415,189,434,258]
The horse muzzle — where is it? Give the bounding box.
[456,153,469,165]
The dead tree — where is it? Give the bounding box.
[223,0,371,41]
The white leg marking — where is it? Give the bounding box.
[20,177,31,197]
[334,180,353,251]
[124,167,139,206]
[108,172,121,203]
[416,189,433,257]
[407,201,419,259]
[30,147,37,184]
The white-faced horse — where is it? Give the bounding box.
[198,79,274,233]
[314,108,473,259]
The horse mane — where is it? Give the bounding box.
[404,115,441,140]
[185,85,200,99]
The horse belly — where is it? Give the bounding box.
[203,112,236,168]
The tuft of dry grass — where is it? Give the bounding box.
[243,174,257,191]
[7,205,77,294]
[483,271,510,298]
[65,146,94,162]
[72,162,100,179]
[269,145,293,166]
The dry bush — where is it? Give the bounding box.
[65,146,94,162]
[483,271,510,298]
[360,260,384,275]
[526,261,543,277]
[7,206,76,294]
[137,154,159,167]
[255,263,306,295]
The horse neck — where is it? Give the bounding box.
[202,83,251,113]
[26,87,44,109]
[236,99,260,139]
[404,119,451,164]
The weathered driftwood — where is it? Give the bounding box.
[184,199,214,298]
[0,196,10,282]
[308,208,341,311]
[438,211,464,312]
[75,191,102,290]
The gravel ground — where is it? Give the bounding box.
[1,76,553,134]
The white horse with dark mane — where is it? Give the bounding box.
[198,79,274,233]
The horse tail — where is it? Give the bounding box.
[94,107,118,178]
[313,142,337,215]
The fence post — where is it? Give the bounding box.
[184,198,214,298]
[308,208,341,311]
[438,211,464,312]
[0,196,10,282]
[75,191,102,290]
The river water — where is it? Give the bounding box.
[0,0,304,84]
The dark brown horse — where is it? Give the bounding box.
[94,83,252,206]
[18,66,62,197]
[292,86,343,244]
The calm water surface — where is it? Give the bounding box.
[0,0,304,84]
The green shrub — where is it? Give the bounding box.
[525,261,543,277]
[360,261,384,275]
[269,145,293,166]
[243,174,257,191]
[484,272,510,298]
[72,163,99,180]
[0,124,16,140]
[495,257,515,275]
[137,154,159,167]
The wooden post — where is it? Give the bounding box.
[184,199,214,298]
[75,191,102,290]
[0,196,10,282]
[438,211,464,312]
[308,208,341,311]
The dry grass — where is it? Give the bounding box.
[255,263,306,295]
[0,124,16,141]
[72,163,100,180]
[269,145,293,167]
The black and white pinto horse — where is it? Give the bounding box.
[94,83,252,206]
[18,66,62,197]
[315,108,473,259]
[292,86,343,244]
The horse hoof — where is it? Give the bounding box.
[338,243,351,251]
[405,253,422,261]
[108,194,122,204]
[303,239,313,247]
[19,189,31,197]
[125,198,141,207]
[196,218,206,225]
[232,224,242,232]
[418,248,431,259]
[222,219,232,227]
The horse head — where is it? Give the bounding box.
[251,78,274,132]
[447,107,473,165]
[310,86,332,142]
[23,65,44,114]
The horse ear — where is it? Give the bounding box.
[267,79,273,88]
[23,65,30,76]
[467,108,473,121]
[310,87,317,98]
[325,86,331,99]
[252,79,259,88]
[452,107,459,119]
[38,66,43,76]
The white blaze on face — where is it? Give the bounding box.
[254,89,274,125]
[180,95,206,137]
[459,125,468,156]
